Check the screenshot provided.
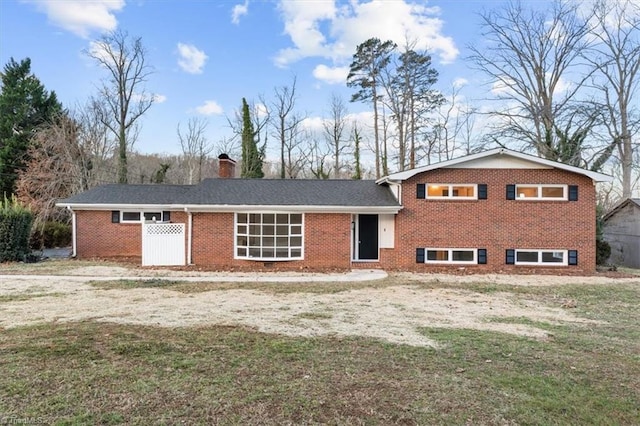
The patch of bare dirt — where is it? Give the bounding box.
[0,272,623,347]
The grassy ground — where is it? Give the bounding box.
[1,275,638,425]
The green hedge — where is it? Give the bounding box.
[0,196,34,262]
[30,221,72,249]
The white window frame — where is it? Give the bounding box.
[515,184,567,200]
[514,249,567,266]
[235,212,304,261]
[121,211,167,223]
[424,248,477,264]
[425,184,477,200]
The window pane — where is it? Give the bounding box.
[263,225,275,235]
[276,225,288,235]
[516,251,538,262]
[291,248,301,258]
[541,187,564,198]
[276,237,288,247]
[236,236,247,246]
[452,250,474,261]
[427,185,446,197]
[122,212,140,221]
[517,186,538,198]
[291,225,302,235]
[249,225,261,235]
[143,212,161,221]
[290,214,302,224]
[542,251,564,263]
[249,236,260,246]
[249,213,261,224]
[237,225,247,235]
[262,248,274,258]
[237,248,246,257]
[452,186,474,197]
[262,236,274,247]
[276,214,289,224]
[290,236,302,247]
[427,250,448,261]
[248,248,260,257]
[237,213,247,223]
[263,214,275,224]
[276,248,289,258]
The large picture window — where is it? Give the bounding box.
[235,213,304,260]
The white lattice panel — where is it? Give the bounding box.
[142,223,186,266]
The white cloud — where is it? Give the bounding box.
[452,78,468,89]
[274,0,459,70]
[195,100,224,116]
[177,43,208,74]
[312,64,349,85]
[231,1,249,24]
[24,0,124,38]
[153,94,167,103]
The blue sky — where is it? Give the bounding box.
[1,0,500,157]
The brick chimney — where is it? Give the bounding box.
[218,154,236,178]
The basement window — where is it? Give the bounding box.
[516,250,567,265]
[424,248,478,264]
[235,213,304,261]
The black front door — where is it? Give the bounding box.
[358,214,378,260]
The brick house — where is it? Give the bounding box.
[57,148,611,272]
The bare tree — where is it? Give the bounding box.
[468,1,593,160]
[323,94,350,178]
[177,117,212,184]
[86,30,154,184]
[271,77,304,178]
[302,130,332,179]
[587,0,640,198]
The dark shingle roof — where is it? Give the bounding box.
[185,179,399,207]
[59,184,193,205]
[58,179,400,208]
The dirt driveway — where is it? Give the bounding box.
[1,266,637,347]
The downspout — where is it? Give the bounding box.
[185,207,192,265]
[67,206,77,257]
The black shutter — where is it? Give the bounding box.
[478,249,487,264]
[568,250,578,265]
[417,183,426,199]
[163,211,171,222]
[568,185,578,201]
[416,248,425,263]
[506,249,515,264]
[478,184,488,200]
[111,211,120,223]
[506,184,516,200]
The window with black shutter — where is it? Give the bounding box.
[417,184,426,199]
[416,248,425,263]
[568,250,578,265]
[506,184,516,200]
[111,211,120,223]
[478,249,487,264]
[506,249,515,264]
[478,184,488,200]
[568,185,578,201]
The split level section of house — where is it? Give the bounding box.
[56,148,612,272]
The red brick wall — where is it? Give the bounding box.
[75,210,187,260]
[383,168,596,272]
[190,212,351,270]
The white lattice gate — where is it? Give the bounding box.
[142,223,186,266]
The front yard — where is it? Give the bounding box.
[0,261,638,424]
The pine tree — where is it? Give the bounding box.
[240,98,264,178]
[0,58,62,197]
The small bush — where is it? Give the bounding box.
[30,221,72,249]
[0,196,34,262]
[596,239,611,265]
